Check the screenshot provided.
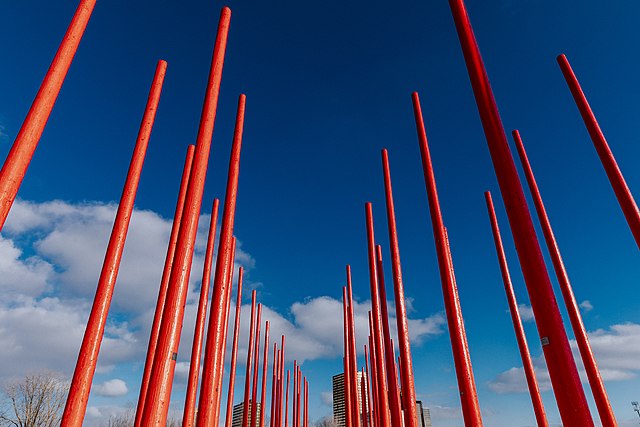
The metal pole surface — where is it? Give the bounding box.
[197,93,247,426]
[412,92,482,426]
[142,9,231,425]
[380,149,418,427]
[0,0,97,229]
[269,343,277,427]
[224,267,244,427]
[484,191,549,426]
[285,370,291,427]
[62,60,167,427]
[135,144,194,426]
[364,345,374,427]
[446,1,593,423]
[512,130,616,426]
[557,54,640,249]
[241,291,258,427]
[183,198,220,427]
[251,306,263,427]
[368,323,380,427]
[342,288,353,427]
[374,245,403,427]
[364,204,391,427]
[346,266,360,427]
[260,322,271,427]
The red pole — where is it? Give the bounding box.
[368,324,380,427]
[275,348,282,427]
[135,144,195,426]
[196,92,247,426]
[446,1,593,423]
[285,370,291,427]
[0,0,96,230]
[251,305,263,427]
[142,9,232,425]
[241,291,258,427]
[412,92,482,426]
[270,343,278,427]
[374,245,403,427]
[342,287,354,427]
[304,378,309,427]
[364,203,391,427]
[557,54,640,249]
[484,191,549,426]
[297,368,302,427]
[292,361,297,427]
[364,345,374,427]
[183,198,220,427]
[260,322,271,427]
[381,149,418,427]
[346,266,360,427]
[512,131,616,426]
[62,60,167,427]
[224,267,245,427]
[361,368,369,427]
[277,336,286,427]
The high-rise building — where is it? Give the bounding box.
[332,372,368,427]
[231,400,261,427]
[416,400,432,427]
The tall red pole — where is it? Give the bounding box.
[557,54,640,249]
[361,368,369,427]
[512,131,616,426]
[364,345,374,427]
[224,267,244,427]
[183,198,220,427]
[196,92,247,426]
[292,361,297,427]
[412,92,482,426]
[269,343,278,427]
[342,287,354,427]
[364,203,391,427]
[446,1,593,423]
[368,323,380,427]
[304,378,309,427]
[346,266,360,427]
[285,370,291,427]
[135,144,194,426]
[260,322,271,427]
[296,369,301,427]
[484,192,549,427]
[277,336,286,427]
[381,149,418,427]
[0,0,96,230]
[241,291,258,427]
[374,245,403,427]
[251,306,263,427]
[142,9,231,425]
[62,60,167,427]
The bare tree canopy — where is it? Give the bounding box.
[0,372,68,427]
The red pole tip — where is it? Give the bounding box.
[511,129,520,139]
[556,53,568,64]
[158,59,168,69]
[221,6,232,18]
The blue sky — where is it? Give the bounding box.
[1,0,639,425]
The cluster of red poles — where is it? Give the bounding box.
[1,0,637,426]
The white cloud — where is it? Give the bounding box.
[517,304,535,322]
[579,300,593,313]
[93,379,128,397]
[320,391,333,406]
[488,322,640,393]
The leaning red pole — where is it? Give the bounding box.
[485,192,549,427]
[183,198,220,427]
[62,60,167,427]
[346,266,360,427]
[342,287,354,427]
[412,92,482,426]
[196,92,247,426]
[269,343,277,427]
[364,345,374,427]
[364,204,391,427]
[285,370,291,427]
[361,368,368,427]
[380,149,418,427]
[259,322,271,427]
[224,267,244,427]
[447,1,593,423]
[135,144,195,426]
[512,131,616,426]
[557,54,640,249]
[374,245,403,427]
[0,0,96,230]
[241,291,258,427]
[142,9,231,425]
[304,378,309,427]
[251,305,263,427]
[367,327,380,427]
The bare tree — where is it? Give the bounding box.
[101,406,181,427]
[314,416,337,427]
[0,372,68,427]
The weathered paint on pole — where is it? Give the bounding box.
[0,0,97,230]
[346,266,360,427]
[183,198,220,427]
[557,54,640,249]
[260,322,271,427]
[342,287,354,427]
[251,305,263,427]
[446,1,593,423]
[374,245,403,427]
[241,291,258,427]
[142,9,232,425]
[224,267,244,427]
[62,60,167,427]
[412,92,482,426]
[364,203,391,427]
[135,144,195,426]
[197,92,247,426]
[484,191,549,427]
[380,149,418,427]
[512,131,616,426]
